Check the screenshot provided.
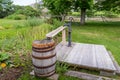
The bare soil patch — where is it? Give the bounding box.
[0,67,23,80]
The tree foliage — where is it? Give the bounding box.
[16,6,39,17]
[0,0,13,18]
[43,0,93,24]
[43,0,73,21]
[74,0,93,10]
[95,0,120,13]
[14,6,40,17]
[43,0,72,15]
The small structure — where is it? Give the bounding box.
[46,25,120,76]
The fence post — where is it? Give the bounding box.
[62,29,66,44]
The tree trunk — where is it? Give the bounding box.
[61,14,66,22]
[80,8,86,25]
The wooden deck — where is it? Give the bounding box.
[55,42,117,72]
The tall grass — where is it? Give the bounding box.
[25,17,44,27]
[16,23,52,51]
[0,23,52,52]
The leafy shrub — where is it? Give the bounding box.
[52,19,64,29]
[25,17,44,27]
[14,24,25,29]
[0,52,10,62]
[94,11,119,18]
[46,18,64,30]
[0,52,11,70]
[45,18,53,24]
[6,14,27,20]
[104,12,119,18]
[71,12,80,16]
[94,11,105,16]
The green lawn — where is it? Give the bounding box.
[0,19,120,80]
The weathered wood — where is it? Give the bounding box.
[56,42,75,61]
[100,71,115,76]
[61,29,66,44]
[65,70,114,80]
[46,26,66,38]
[56,42,117,73]
[108,51,120,75]
[80,44,97,68]
[95,45,116,71]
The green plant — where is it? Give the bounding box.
[15,6,40,17]
[6,14,27,20]
[56,62,69,74]
[104,12,119,18]
[0,0,13,18]
[14,24,25,29]
[0,52,10,70]
[71,12,80,17]
[46,19,64,30]
[25,17,44,27]
[0,52,10,62]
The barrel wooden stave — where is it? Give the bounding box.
[32,55,56,67]
[32,49,55,58]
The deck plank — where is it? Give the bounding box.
[65,43,83,64]
[95,45,116,71]
[80,44,97,68]
[56,43,75,61]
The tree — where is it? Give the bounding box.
[15,6,40,17]
[43,0,73,21]
[43,0,93,24]
[74,0,93,25]
[0,0,13,18]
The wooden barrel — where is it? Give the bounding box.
[32,39,56,77]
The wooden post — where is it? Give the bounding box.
[62,29,66,44]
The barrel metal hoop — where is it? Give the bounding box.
[33,61,56,69]
[35,70,55,77]
[32,41,55,49]
[32,53,56,60]
[32,43,55,50]
[32,46,55,53]
[32,43,55,49]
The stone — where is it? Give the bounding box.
[30,70,59,80]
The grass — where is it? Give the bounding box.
[0,19,120,80]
